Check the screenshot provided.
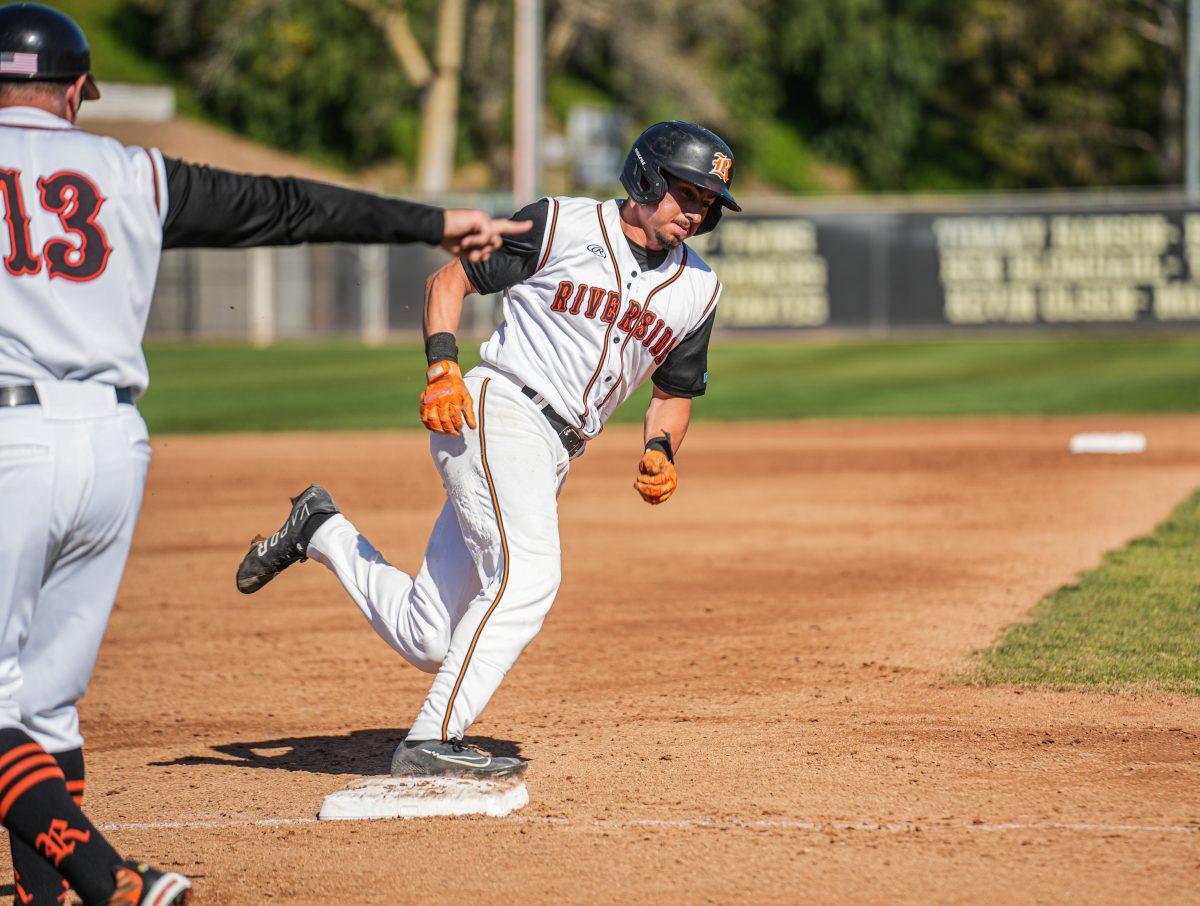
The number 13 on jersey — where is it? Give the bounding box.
[0,167,112,281]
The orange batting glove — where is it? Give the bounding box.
[420,361,476,435]
[634,434,677,505]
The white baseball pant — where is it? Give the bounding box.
[308,369,570,741]
[0,382,151,753]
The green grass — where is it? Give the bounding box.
[961,491,1200,694]
[57,1,176,86]
[139,335,1200,434]
[743,121,828,193]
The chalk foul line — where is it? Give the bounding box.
[97,815,1200,834]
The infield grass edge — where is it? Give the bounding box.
[957,489,1200,695]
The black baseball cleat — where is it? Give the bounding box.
[391,738,528,779]
[236,485,338,594]
[106,860,192,904]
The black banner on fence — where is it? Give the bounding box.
[688,197,1200,330]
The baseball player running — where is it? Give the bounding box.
[0,3,527,902]
[237,121,737,779]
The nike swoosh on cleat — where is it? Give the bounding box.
[421,749,492,767]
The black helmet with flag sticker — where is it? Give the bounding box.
[620,121,739,235]
[0,3,99,100]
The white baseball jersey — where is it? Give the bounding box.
[307,196,725,745]
[479,196,722,438]
[0,106,164,756]
[0,106,167,395]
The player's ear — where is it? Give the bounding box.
[64,75,88,122]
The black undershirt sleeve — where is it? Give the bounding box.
[459,199,548,294]
[652,308,717,398]
[161,158,445,250]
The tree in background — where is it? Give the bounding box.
[124,0,1188,192]
[460,0,516,184]
[541,0,822,190]
[543,0,733,126]
[750,0,946,189]
[349,0,466,193]
[129,0,512,186]
[924,0,1183,189]
[723,0,1183,190]
[1129,0,1188,183]
[127,0,416,169]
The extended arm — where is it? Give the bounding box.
[161,158,528,257]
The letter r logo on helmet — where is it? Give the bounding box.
[709,152,733,184]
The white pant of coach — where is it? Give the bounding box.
[308,367,569,741]
[0,381,150,753]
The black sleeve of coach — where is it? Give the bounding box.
[161,158,445,250]
[460,199,548,294]
[652,309,717,398]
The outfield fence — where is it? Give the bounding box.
[146,189,1200,342]
[147,242,498,343]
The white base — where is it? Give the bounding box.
[318,775,529,820]
[1069,432,1147,454]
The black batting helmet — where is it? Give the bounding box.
[620,121,740,235]
[0,3,99,100]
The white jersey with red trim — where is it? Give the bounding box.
[0,106,167,394]
[479,195,722,439]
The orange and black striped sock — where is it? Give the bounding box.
[0,729,118,904]
[10,748,84,905]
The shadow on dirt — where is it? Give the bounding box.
[149,729,524,776]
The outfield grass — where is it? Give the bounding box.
[962,491,1200,694]
[139,335,1200,434]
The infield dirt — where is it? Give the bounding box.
[50,416,1200,903]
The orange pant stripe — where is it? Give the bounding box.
[439,379,511,742]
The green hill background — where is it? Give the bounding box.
[65,0,1186,195]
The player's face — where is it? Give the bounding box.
[648,177,718,249]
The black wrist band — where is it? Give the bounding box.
[645,433,674,462]
[425,332,459,365]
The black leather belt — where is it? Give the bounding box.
[521,386,585,457]
[0,385,134,407]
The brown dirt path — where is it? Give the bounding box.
[81,117,354,185]
[52,416,1200,902]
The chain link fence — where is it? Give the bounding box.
[148,243,501,342]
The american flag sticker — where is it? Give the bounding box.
[0,52,38,76]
